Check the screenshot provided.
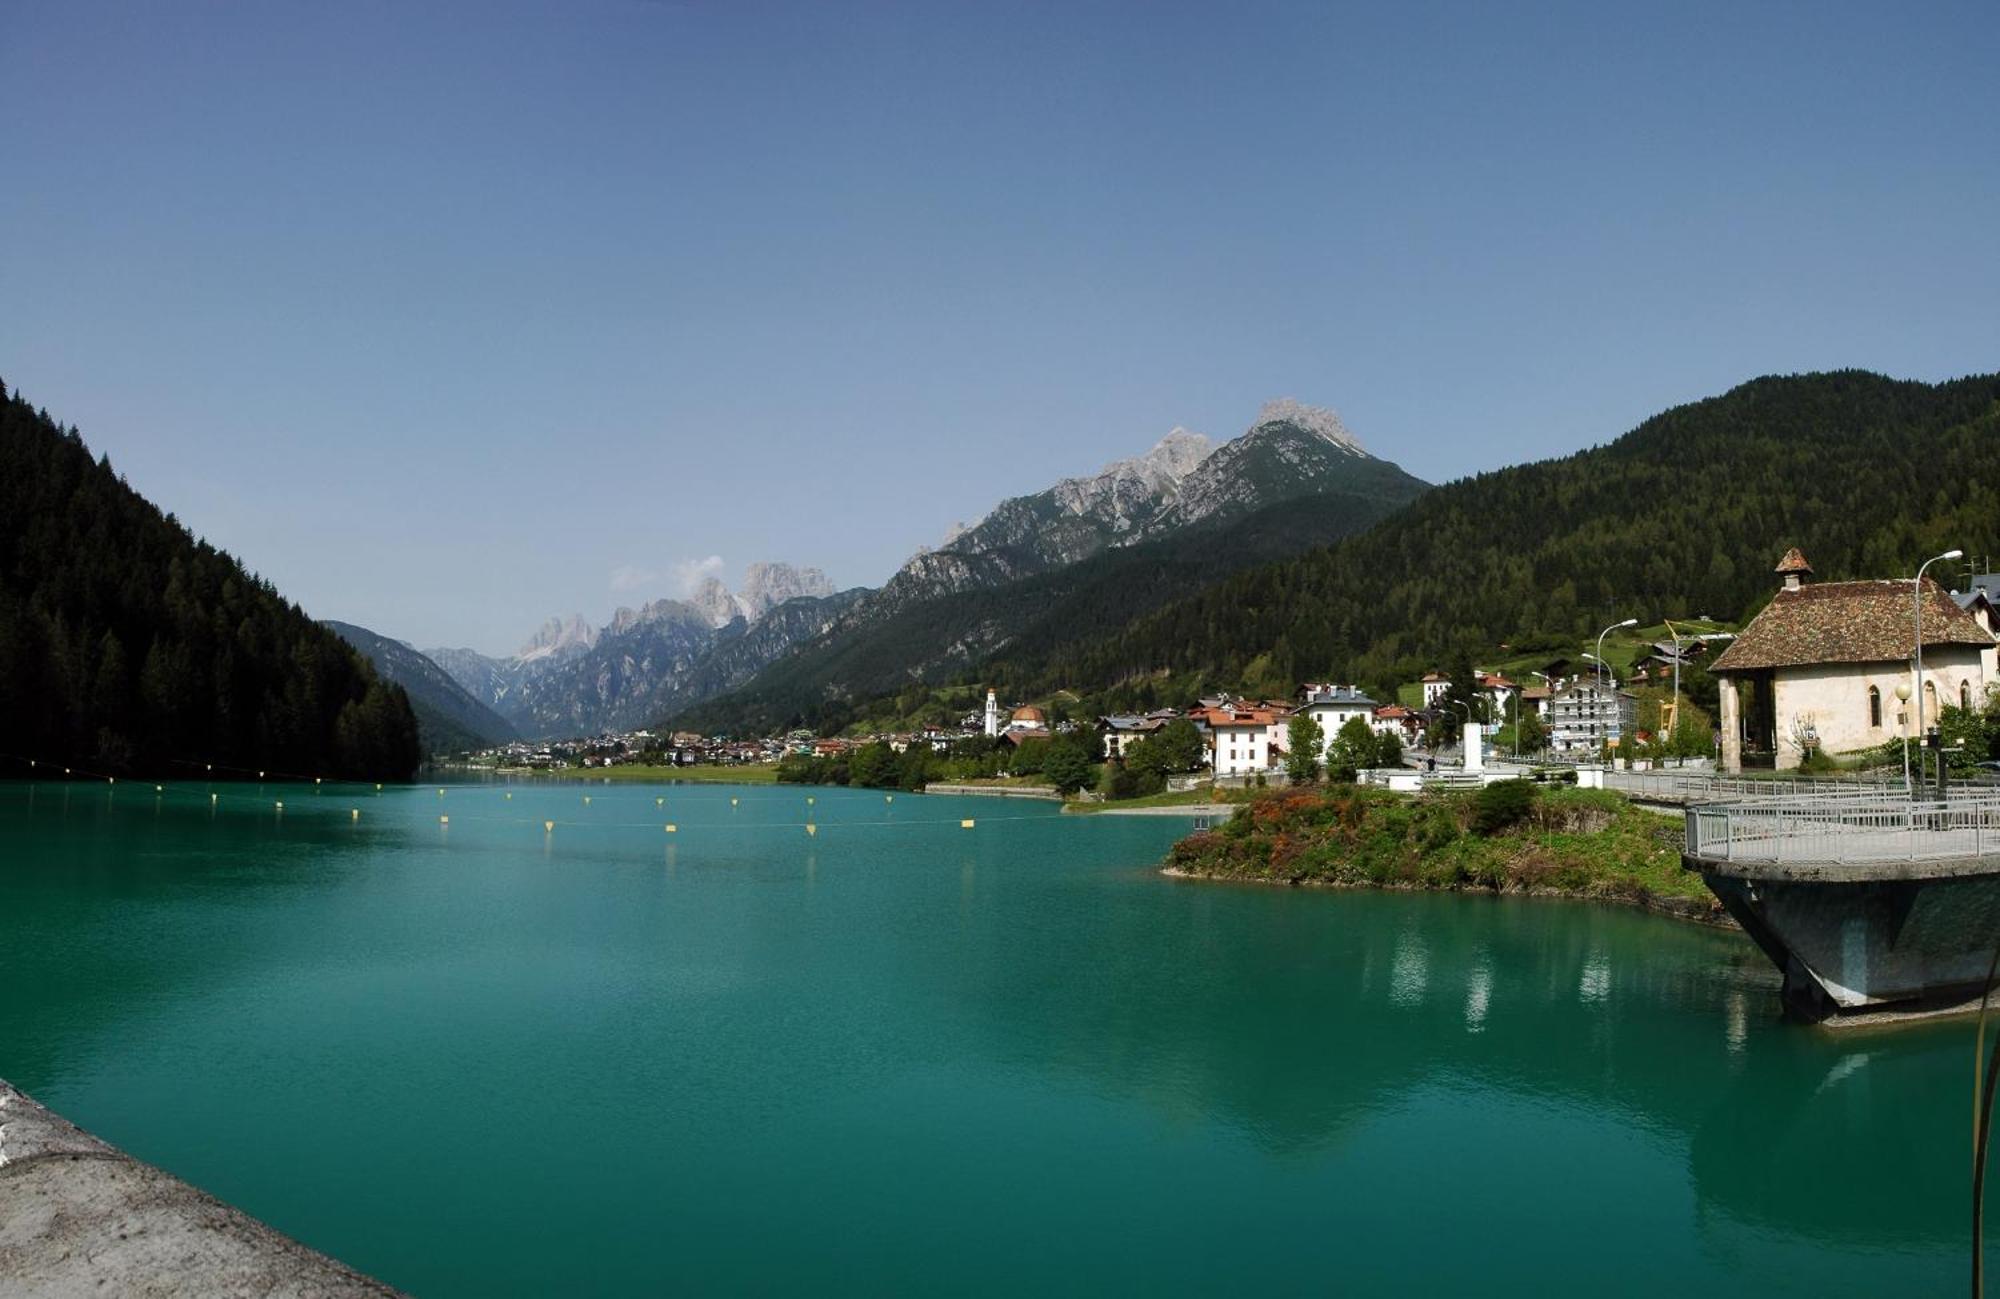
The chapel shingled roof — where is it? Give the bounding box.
[1710,578,1994,674]
[1774,548,1814,576]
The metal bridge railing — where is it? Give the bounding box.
[1685,790,2000,866]
[1606,768,1906,804]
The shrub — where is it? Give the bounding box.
[1471,779,1536,836]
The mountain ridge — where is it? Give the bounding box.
[323,620,519,754]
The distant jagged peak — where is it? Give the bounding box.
[738,562,835,619]
[1094,426,1212,485]
[607,597,706,636]
[677,563,836,630]
[1252,399,1366,456]
[516,612,597,662]
[688,576,746,629]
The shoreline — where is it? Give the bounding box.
[0,1080,401,1295]
[1070,802,1238,817]
[1158,865,1737,929]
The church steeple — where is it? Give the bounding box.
[983,688,1000,738]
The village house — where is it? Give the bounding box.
[1475,671,1517,717]
[1371,703,1423,744]
[1301,685,1377,754]
[1097,713,1166,760]
[1710,549,1997,771]
[1419,672,1450,707]
[1198,705,1278,776]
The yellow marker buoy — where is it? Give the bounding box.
[206,763,212,772]
[258,771,264,779]
[155,785,163,793]
[665,824,677,833]
[315,777,322,786]
[806,823,817,837]
[807,796,815,805]
[275,801,284,810]
[108,776,115,785]
[960,819,975,829]
[885,794,893,803]
[438,788,446,797]
[210,793,218,803]
[583,796,592,806]
[544,820,555,833]
[656,796,664,807]
[375,783,382,791]
[505,792,513,800]
[351,809,360,820]
[731,797,739,807]
[440,815,449,825]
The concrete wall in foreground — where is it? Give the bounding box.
[0,1079,401,1298]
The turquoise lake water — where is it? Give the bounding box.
[0,778,1989,1294]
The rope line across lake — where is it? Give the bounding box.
[1,758,1079,834]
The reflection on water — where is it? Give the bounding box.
[1389,932,1428,1006]
[1465,956,1492,1033]
[0,780,1988,1295]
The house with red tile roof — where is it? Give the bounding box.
[1196,706,1278,776]
[1710,549,1997,771]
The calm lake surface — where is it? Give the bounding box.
[0,779,1986,1294]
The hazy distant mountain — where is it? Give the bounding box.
[672,401,1428,733]
[688,564,837,628]
[515,614,598,663]
[435,402,1423,740]
[423,563,851,739]
[323,621,518,754]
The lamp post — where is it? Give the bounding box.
[1895,680,1913,793]
[1592,615,1640,747]
[1448,700,1471,769]
[1914,548,1963,795]
[1528,670,1556,760]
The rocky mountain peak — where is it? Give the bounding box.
[1143,427,1213,477]
[516,613,597,663]
[1252,399,1366,456]
[606,598,707,637]
[688,577,746,629]
[738,562,836,620]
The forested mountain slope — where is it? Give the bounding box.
[672,478,1424,735]
[0,380,423,780]
[995,370,2000,706]
[323,620,518,754]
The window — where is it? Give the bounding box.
[1963,682,1973,711]
[1868,685,1881,729]
[1926,681,1939,715]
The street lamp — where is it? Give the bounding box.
[1914,548,1963,794]
[1447,700,1471,768]
[1526,670,1557,759]
[1895,680,1913,792]
[1594,618,1639,757]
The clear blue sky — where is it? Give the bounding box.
[4,1,1997,654]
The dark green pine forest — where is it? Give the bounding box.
[0,380,423,781]
[684,370,2000,733]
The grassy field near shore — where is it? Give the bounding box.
[1163,783,1716,913]
[530,763,779,784]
